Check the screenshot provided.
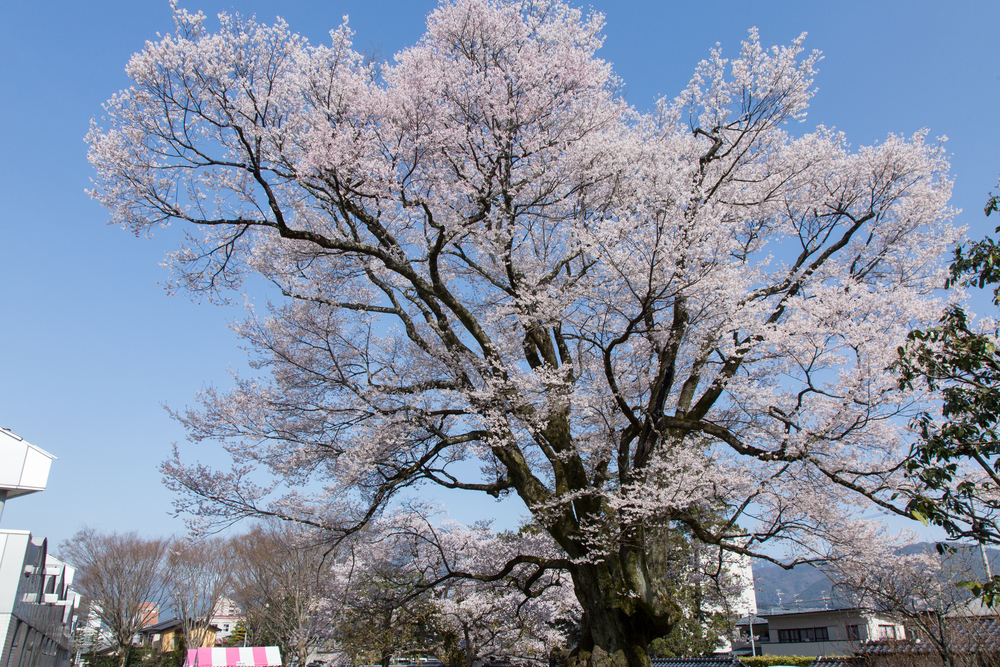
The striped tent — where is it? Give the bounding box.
[184,647,282,667]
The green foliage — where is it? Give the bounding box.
[956,576,1000,607]
[740,656,822,667]
[80,646,161,667]
[78,653,120,667]
[986,192,999,218]
[170,634,187,667]
[898,304,1000,533]
[335,577,428,667]
[898,176,1000,599]
[224,621,247,647]
[647,613,729,659]
[645,523,738,658]
[141,646,184,667]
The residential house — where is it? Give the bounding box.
[734,606,905,657]
[138,619,218,653]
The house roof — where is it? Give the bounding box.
[757,607,866,619]
[853,640,934,656]
[733,615,768,626]
[650,657,747,667]
[140,619,182,633]
[140,618,220,634]
[807,658,864,667]
[854,617,1000,655]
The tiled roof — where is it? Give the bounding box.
[139,618,221,634]
[853,639,932,656]
[808,658,864,667]
[854,616,1000,656]
[140,618,183,633]
[651,658,747,667]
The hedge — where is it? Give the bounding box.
[741,656,840,667]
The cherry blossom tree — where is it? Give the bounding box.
[371,512,579,667]
[832,544,1000,667]
[87,1,960,665]
[330,511,577,667]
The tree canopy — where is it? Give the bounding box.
[87,1,959,665]
[897,177,1000,601]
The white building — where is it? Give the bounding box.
[210,598,243,642]
[714,552,758,654]
[0,427,80,667]
[728,553,757,619]
[735,606,906,657]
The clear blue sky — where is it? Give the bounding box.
[0,0,997,547]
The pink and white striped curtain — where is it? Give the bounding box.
[184,647,282,667]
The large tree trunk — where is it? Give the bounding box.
[563,558,678,667]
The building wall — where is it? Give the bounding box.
[0,532,79,667]
[755,608,906,658]
[161,628,181,653]
[210,599,243,643]
[729,554,757,618]
[759,640,854,657]
[146,625,218,652]
[136,604,158,629]
[161,627,220,652]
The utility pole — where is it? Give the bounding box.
[971,498,994,580]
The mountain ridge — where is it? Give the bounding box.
[750,543,1000,611]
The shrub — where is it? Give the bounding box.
[741,656,823,667]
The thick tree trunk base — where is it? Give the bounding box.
[564,645,651,667]
[562,609,657,667]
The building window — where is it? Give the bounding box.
[778,627,829,643]
[847,624,861,641]
[878,625,897,639]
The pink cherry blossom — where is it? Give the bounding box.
[88,2,960,665]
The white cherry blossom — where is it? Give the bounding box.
[88,2,960,665]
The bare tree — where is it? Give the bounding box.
[166,537,233,650]
[59,529,171,667]
[229,522,335,666]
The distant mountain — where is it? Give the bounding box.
[750,543,1000,612]
[752,562,842,610]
